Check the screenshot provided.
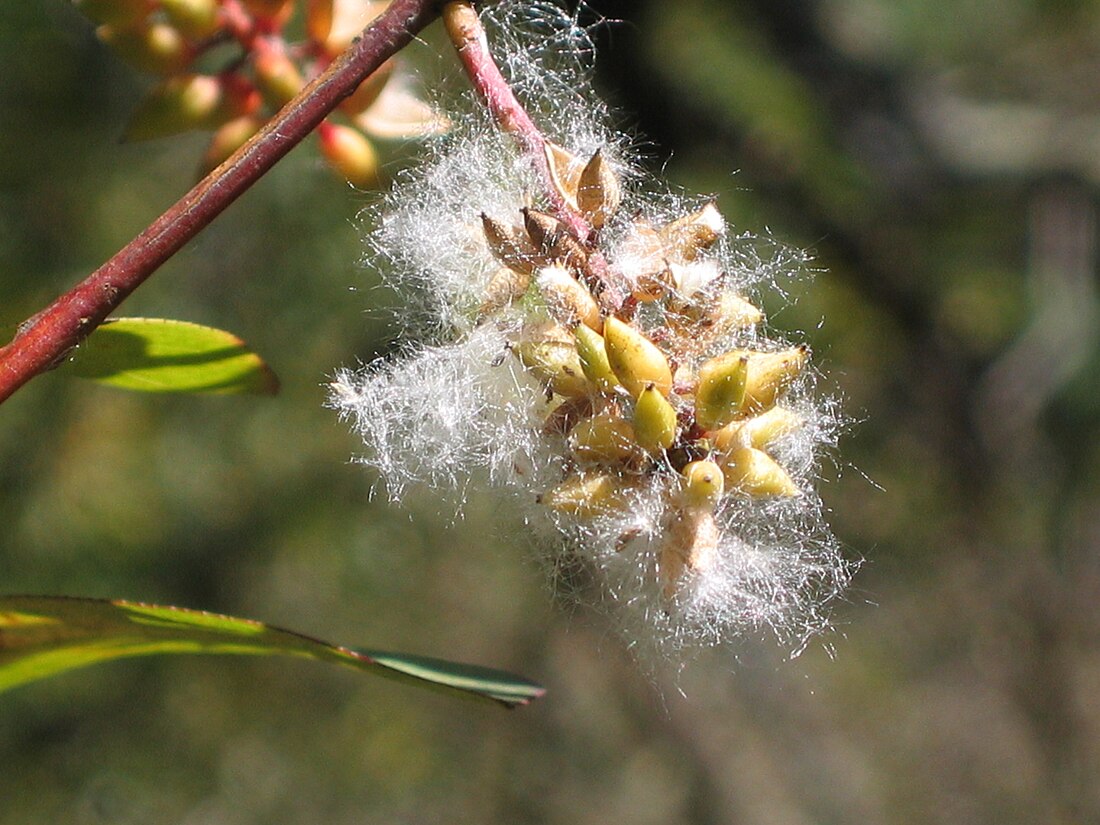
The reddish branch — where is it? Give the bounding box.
[442,1,593,241]
[0,0,445,405]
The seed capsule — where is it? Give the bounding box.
[481,213,540,276]
[539,472,631,518]
[694,351,749,431]
[680,459,725,506]
[511,321,590,399]
[712,406,802,452]
[741,346,808,413]
[633,383,678,454]
[574,325,620,392]
[570,409,638,464]
[577,149,621,229]
[603,316,673,398]
[522,209,587,270]
[721,447,799,497]
[660,202,725,261]
[478,266,531,319]
[543,141,584,208]
[537,266,601,330]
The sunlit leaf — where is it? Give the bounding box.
[0,596,544,709]
[65,318,279,395]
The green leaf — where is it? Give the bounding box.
[65,318,279,395]
[0,596,544,709]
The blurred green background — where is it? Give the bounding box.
[4,0,1100,822]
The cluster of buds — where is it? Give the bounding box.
[476,144,810,596]
[75,0,442,184]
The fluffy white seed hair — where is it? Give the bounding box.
[332,0,852,660]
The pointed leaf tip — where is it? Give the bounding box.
[0,596,544,709]
[64,318,279,395]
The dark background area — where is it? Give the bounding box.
[3,1,1100,822]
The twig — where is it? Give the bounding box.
[442,1,622,308]
[442,1,593,242]
[0,0,445,405]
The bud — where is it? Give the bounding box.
[253,41,306,110]
[511,321,590,399]
[340,60,395,118]
[633,382,678,454]
[660,202,726,261]
[478,266,531,318]
[660,507,720,596]
[539,472,631,518]
[481,213,540,276]
[712,406,802,453]
[680,459,724,506]
[721,447,799,497]
[577,149,621,229]
[536,266,601,331]
[603,316,672,398]
[573,325,620,392]
[570,408,638,464]
[160,0,219,40]
[240,0,294,26]
[123,74,223,141]
[694,350,749,431]
[198,115,263,176]
[305,0,336,43]
[319,122,380,188]
[97,20,191,76]
[741,346,808,413]
[320,0,389,56]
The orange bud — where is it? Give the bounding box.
[340,60,395,117]
[240,0,294,26]
[306,0,336,43]
[198,115,263,177]
[253,41,305,109]
[318,122,380,188]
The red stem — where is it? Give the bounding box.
[442,1,592,241]
[0,0,444,405]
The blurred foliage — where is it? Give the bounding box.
[4,0,1100,822]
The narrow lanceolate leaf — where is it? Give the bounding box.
[65,318,279,395]
[0,597,545,709]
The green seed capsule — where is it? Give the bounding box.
[539,472,630,518]
[680,459,724,506]
[603,316,672,398]
[712,406,802,452]
[574,324,620,392]
[569,409,637,464]
[741,346,808,413]
[633,383,678,454]
[720,447,799,497]
[512,322,591,399]
[694,351,749,431]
